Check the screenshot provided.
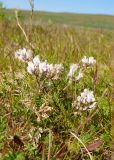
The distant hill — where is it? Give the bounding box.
[4,9,114,30]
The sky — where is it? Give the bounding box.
[1,0,114,15]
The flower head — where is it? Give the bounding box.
[77,89,95,104]
[15,48,32,62]
[72,89,96,113]
[68,64,83,82]
[82,56,96,67]
[82,56,88,66]
[88,57,96,66]
[68,64,79,77]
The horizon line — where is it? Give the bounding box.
[6,8,114,17]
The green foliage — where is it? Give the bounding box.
[4,152,25,160]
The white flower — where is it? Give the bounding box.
[15,49,25,61]
[47,64,55,74]
[46,63,64,79]
[82,56,88,66]
[39,61,48,74]
[15,48,32,62]
[72,89,96,112]
[68,64,78,77]
[68,64,83,82]
[27,62,35,74]
[86,92,95,103]
[33,55,40,66]
[82,56,96,67]
[88,57,96,66]
[54,64,64,74]
[77,89,95,104]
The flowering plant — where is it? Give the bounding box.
[13,47,112,159]
[15,49,97,116]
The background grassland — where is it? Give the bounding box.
[4,9,114,30]
[0,9,114,160]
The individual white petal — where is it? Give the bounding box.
[39,61,48,74]
[27,62,35,74]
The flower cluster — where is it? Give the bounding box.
[27,55,64,79]
[68,64,83,82]
[82,56,96,67]
[15,48,33,62]
[77,89,95,104]
[72,89,97,112]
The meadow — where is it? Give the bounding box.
[3,9,114,30]
[0,7,114,160]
